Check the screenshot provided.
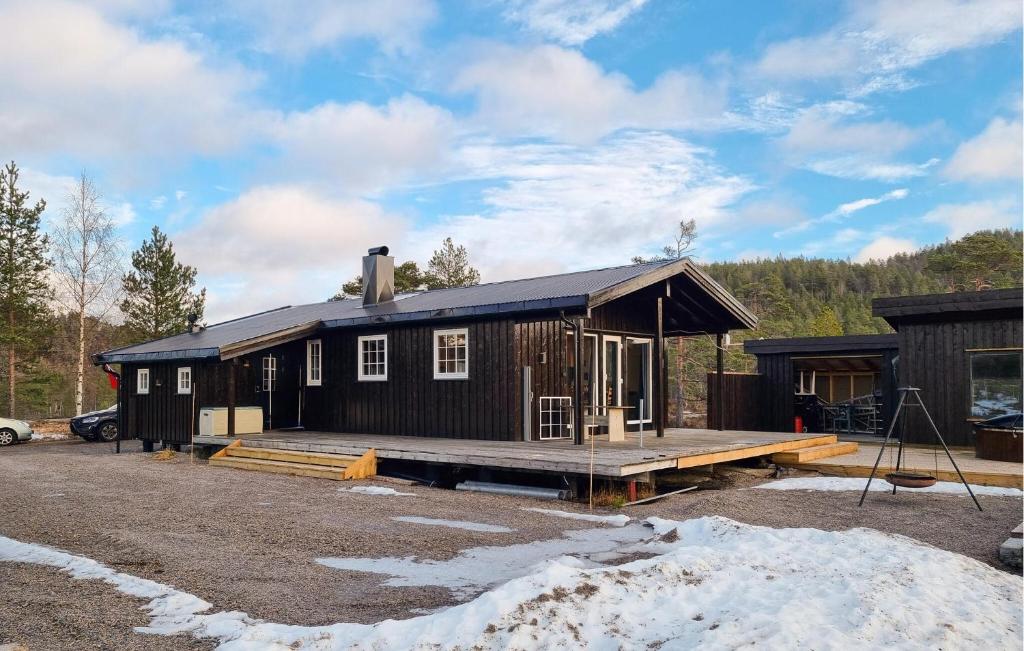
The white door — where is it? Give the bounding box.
[601,336,622,407]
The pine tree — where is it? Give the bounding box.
[808,306,844,337]
[121,226,206,341]
[0,162,53,417]
[426,238,481,289]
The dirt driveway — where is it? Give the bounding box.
[1,439,1020,650]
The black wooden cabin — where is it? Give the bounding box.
[95,249,756,448]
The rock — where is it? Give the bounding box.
[998,537,1022,569]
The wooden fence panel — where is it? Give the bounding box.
[706,372,769,431]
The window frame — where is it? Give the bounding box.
[177,367,192,395]
[357,334,388,382]
[262,356,276,392]
[968,349,1023,419]
[137,368,150,395]
[306,339,323,386]
[433,327,469,380]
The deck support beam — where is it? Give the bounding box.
[573,318,586,445]
[716,332,724,431]
[656,296,665,437]
[227,359,236,437]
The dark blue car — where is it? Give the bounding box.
[70,405,118,442]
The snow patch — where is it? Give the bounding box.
[31,431,72,441]
[317,524,653,599]
[755,477,1023,496]
[3,517,1021,650]
[392,516,514,533]
[522,507,630,527]
[340,486,416,496]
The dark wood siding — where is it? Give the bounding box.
[706,372,767,430]
[897,316,1022,446]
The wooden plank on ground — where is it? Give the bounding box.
[772,441,859,464]
[784,462,1023,489]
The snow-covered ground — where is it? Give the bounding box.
[3,516,1021,650]
[755,477,1023,496]
[392,516,514,533]
[339,486,416,496]
[522,507,631,527]
[31,431,73,441]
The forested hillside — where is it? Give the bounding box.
[673,229,1023,420]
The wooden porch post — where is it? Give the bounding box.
[227,359,236,437]
[656,297,665,437]
[573,319,586,445]
[716,332,724,431]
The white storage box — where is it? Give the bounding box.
[199,407,263,436]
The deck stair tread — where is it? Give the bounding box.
[209,456,349,480]
[227,446,361,467]
[772,441,859,464]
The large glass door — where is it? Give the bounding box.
[625,338,653,424]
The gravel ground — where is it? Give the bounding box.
[1,439,1020,649]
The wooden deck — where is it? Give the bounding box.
[194,428,835,478]
[780,442,1024,489]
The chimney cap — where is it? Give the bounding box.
[367,246,390,257]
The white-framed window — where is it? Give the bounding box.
[137,368,150,395]
[307,339,323,386]
[177,367,192,394]
[262,356,276,392]
[358,335,387,381]
[433,328,469,380]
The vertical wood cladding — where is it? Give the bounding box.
[118,295,669,444]
[706,372,767,430]
[897,317,1022,446]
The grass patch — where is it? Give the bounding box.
[152,449,177,461]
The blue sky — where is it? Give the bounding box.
[2,0,1021,320]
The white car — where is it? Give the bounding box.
[0,417,33,446]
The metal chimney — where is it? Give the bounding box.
[362,246,395,306]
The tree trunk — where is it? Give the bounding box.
[7,307,14,418]
[75,306,85,416]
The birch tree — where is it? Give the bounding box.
[52,174,122,416]
[0,162,52,417]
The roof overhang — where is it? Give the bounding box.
[589,258,758,332]
[219,320,322,360]
[745,334,899,356]
[93,347,221,364]
[873,288,1023,329]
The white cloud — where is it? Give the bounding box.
[175,186,406,320]
[452,44,727,143]
[732,196,808,226]
[502,0,648,46]
[804,157,940,182]
[223,0,436,57]
[921,198,1021,239]
[854,236,918,262]
[409,131,753,280]
[775,188,909,237]
[754,0,1022,93]
[150,196,167,210]
[944,117,1023,182]
[271,95,456,193]
[779,106,938,181]
[0,0,257,166]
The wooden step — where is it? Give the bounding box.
[772,441,859,464]
[209,456,348,480]
[226,446,360,468]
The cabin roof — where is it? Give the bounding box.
[94,258,757,364]
[872,288,1022,329]
[744,333,899,356]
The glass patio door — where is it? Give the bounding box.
[625,338,652,424]
[602,336,622,407]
